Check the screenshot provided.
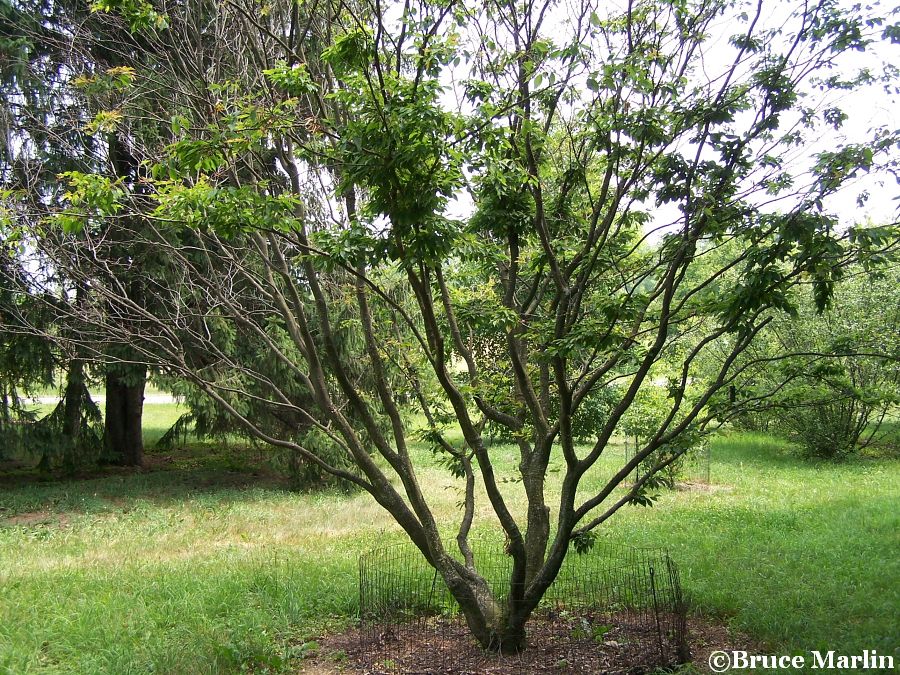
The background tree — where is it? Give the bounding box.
[0,0,106,469]
[0,0,177,466]
[0,237,55,457]
[721,265,900,458]
[6,0,900,653]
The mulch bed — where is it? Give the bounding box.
[302,610,760,674]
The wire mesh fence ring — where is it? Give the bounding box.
[355,535,689,674]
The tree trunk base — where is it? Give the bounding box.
[103,369,146,467]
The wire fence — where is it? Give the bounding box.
[356,537,689,673]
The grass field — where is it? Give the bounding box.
[0,403,898,673]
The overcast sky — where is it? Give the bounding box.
[437,0,899,232]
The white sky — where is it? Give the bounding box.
[435,0,900,231]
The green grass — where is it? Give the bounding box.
[0,406,898,673]
[141,402,186,447]
[601,434,899,659]
[26,377,172,401]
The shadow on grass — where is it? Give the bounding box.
[0,442,299,518]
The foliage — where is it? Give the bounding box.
[731,269,900,458]
[31,391,105,470]
[0,0,151,467]
[0,217,58,461]
[5,0,900,653]
[0,246,55,434]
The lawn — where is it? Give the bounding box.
[0,404,897,673]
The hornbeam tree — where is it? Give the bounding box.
[5,0,900,652]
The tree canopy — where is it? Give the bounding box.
[2,0,899,652]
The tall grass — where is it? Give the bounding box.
[0,406,897,673]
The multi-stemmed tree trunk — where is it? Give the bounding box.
[7,0,900,653]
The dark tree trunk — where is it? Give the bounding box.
[438,557,536,655]
[61,361,85,441]
[101,133,147,468]
[57,359,87,472]
[42,358,99,473]
[103,366,146,466]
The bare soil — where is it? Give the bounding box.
[298,613,761,674]
[0,509,70,528]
